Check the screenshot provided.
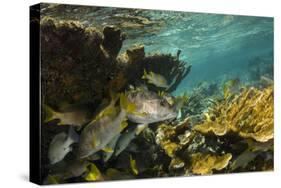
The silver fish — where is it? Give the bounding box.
[114,124,148,157]
[102,134,121,162]
[48,127,79,165]
[78,110,127,158]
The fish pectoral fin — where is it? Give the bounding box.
[120,120,128,130]
[102,106,118,118]
[102,147,114,153]
[136,124,148,135]
[91,137,98,148]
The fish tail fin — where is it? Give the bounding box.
[68,127,80,143]
[130,155,139,175]
[42,104,57,123]
[85,163,103,181]
[120,93,136,114]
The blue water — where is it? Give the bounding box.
[121,12,274,94]
[43,6,274,94]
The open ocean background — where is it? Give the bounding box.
[42,5,274,94]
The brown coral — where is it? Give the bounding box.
[190,153,232,175]
[193,85,273,142]
[156,124,180,158]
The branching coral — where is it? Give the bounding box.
[193,85,273,142]
[190,153,232,175]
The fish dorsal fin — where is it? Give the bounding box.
[102,106,118,118]
[89,91,119,121]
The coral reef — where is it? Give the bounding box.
[181,82,219,125]
[190,153,232,175]
[40,16,191,183]
[193,85,273,142]
[38,6,273,184]
[41,17,190,107]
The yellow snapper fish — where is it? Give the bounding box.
[48,127,79,164]
[78,94,135,159]
[142,69,169,88]
[104,88,178,158]
[43,103,93,126]
[126,87,178,124]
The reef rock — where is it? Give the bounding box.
[102,26,126,58]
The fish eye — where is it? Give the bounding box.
[160,100,166,106]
